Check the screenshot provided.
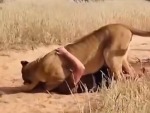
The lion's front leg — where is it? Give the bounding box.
[15,81,39,92]
[45,80,65,92]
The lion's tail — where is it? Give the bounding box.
[125,25,150,37]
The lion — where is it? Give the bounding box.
[18,23,150,92]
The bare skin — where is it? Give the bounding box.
[19,23,150,92]
[55,46,85,85]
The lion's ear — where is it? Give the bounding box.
[20,60,29,67]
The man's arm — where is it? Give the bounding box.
[55,47,85,85]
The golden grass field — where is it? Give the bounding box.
[0,0,150,113]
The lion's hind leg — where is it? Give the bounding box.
[122,57,139,80]
[104,49,124,81]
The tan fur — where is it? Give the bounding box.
[20,23,150,92]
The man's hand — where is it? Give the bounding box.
[55,46,68,55]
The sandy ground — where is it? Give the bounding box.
[0,35,150,113]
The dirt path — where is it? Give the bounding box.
[0,36,150,113]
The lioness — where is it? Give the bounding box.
[19,23,150,92]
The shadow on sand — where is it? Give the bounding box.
[0,82,46,95]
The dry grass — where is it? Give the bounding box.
[0,0,150,113]
[70,77,150,113]
[48,71,150,113]
[0,0,150,50]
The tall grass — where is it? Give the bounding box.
[0,0,150,50]
[0,0,150,113]
[60,76,150,113]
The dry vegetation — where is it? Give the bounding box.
[0,0,150,113]
[0,0,150,50]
